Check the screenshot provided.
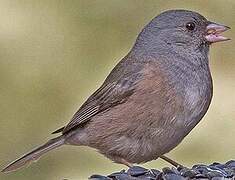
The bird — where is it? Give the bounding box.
[2,9,230,173]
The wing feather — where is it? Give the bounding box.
[61,79,136,134]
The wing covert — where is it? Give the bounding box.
[61,78,136,134]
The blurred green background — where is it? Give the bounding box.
[0,1,234,180]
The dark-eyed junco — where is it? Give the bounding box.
[2,9,230,173]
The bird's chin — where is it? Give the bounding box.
[205,23,230,43]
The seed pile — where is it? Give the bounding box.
[89,160,235,180]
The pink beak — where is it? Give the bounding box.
[205,23,230,43]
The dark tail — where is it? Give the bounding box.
[2,135,65,173]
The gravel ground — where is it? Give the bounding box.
[89,160,235,180]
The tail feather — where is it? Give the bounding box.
[2,135,65,173]
[51,126,65,134]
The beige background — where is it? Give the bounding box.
[0,1,234,180]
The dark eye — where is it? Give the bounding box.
[186,22,195,31]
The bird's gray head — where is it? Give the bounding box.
[133,10,229,58]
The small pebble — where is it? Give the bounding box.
[207,166,228,177]
[127,166,148,176]
[195,173,208,178]
[223,168,235,178]
[89,159,235,180]
[108,172,130,179]
[89,174,111,180]
[211,177,226,180]
[210,162,227,170]
[181,169,197,178]
[150,169,161,177]
[225,160,235,168]
[136,173,156,180]
[194,165,211,174]
[163,173,185,180]
[162,167,175,174]
[207,171,224,178]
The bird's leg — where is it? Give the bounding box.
[108,155,133,167]
[119,158,133,168]
[160,155,184,169]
